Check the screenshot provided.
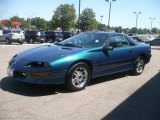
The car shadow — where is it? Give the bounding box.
[0,77,68,97]
[89,72,126,86]
[0,42,20,45]
[151,47,160,50]
[0,72,127,97]
[102,71,160,120]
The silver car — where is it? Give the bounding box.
[2,30,24,44]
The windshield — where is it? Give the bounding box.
[12,31,20,34]
[59,33,108,48]
[55,32,63,36]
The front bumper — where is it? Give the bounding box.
[10,38,23,42]
[36,37,46,43]
[7,68,66,84]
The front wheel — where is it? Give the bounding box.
[19,41,23,44]
[131,56,145,75]
[65,63,91,92]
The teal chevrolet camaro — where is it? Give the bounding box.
[7,32,151,91]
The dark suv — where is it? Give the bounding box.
[45,31,63,43]
[25,31,46,44]
[61,32,74,39]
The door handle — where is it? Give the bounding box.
[129,50,132,53]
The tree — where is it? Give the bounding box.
[51,4,77,31]
[151,28,159,34]
[0,21,2,29]
[123,28,130,34]
[115,26,123,33]
[46,20,52,30]
[130,27,138,34]
[98,23,107,31]
[31,17,47,30]
[138,28,143,34]
[80,8,98,31]
[141,28,150,34]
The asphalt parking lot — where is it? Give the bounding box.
[0,42,160,120]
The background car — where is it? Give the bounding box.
[61,32,74,39]
[45,31,63,43]
[132,36,143,42]
[129,36,151,45]
[139,36,151,45]
[25,31,46,44]
[1,30,24,44]
[7,32,151,92]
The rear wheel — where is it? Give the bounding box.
[6,38,10,45]
[29,39,34,44]
[40,40,44,43]
[49,39,53,43]
[65,63,91,92]
[131,56,145,75]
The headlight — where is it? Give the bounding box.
[25,62,51,68]
[9,54,17,66]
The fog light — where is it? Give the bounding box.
[22,73,27,77]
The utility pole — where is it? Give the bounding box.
[78,0,81,33]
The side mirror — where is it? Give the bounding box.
[103,45,114,51]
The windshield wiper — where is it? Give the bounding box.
[55,42,83,48]
[63,43,83,48]
[54,42,64,46]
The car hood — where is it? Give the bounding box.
[17,44,88,62]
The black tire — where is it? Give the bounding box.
[40,41,44,43]
[29,39,34,44]
[49,39,53,43]
[65,62,91,92]
[6,38,10,45]
[131,56,145,75]
[26,39,29,43]
[19,41,23,44]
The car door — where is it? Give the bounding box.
[93,35,135,77]
[107,35,135,71]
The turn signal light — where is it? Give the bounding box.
[31,72,48,76]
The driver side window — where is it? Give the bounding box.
[107,36,118,48]
[107,35,130,48]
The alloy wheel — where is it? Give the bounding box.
[71,67,88,88]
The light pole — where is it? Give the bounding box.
[78,0,81,33]
[106,0,116,29]
[100,15,103,24]
[134,11,141,28]
[149,18,156,33]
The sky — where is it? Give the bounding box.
[0,0,160,29]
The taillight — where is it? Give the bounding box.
[69,34,73,37]
[35,32,40,36]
